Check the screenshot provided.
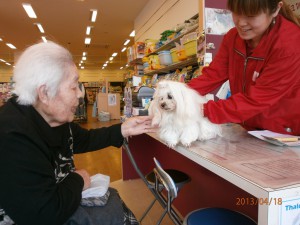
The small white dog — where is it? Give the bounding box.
[149,80,222,147]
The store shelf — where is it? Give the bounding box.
[145,24,199,57]
[144,55,198,76]
[129,58,143,66]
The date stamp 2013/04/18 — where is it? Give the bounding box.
[236,197,282,206]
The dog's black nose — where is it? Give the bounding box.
[160,102,166,108]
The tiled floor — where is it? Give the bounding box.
[74,105,176,225]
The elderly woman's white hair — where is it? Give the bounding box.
[13,41,75,105]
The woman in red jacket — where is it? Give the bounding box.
[189,0,300,135]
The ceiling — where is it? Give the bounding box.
[0,0,150,71]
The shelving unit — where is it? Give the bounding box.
[144,55,198,76]
[145,24,199,57]
[128,20,199,77]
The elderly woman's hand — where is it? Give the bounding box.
[75,169,91,190]
[121,116,158,138]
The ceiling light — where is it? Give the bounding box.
[22,3,37,18]
[112,52,118,57]
[103,63,107,67]
[90,9,98,22]
[5,62,11,66]
[126,64,129,67]
[129,30,135,37]
[35,23,44,33]
[0,38,3,41]
[0,59,6,62]
[105,61,109,64]
[109,57,113,61]
[85,38,91,44]
[86,26,92,35]
[120,67,123,69]
[83,52,87,56]
[79,63,81,66]
[41,36,47,43]
[121,47,127,52]
[102,67,105,69]
[123,39,130,46]
[6,43,16,49]
[82,56,87,60]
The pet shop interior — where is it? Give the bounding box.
[1,0,300,224]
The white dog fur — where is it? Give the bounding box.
[149,80,222,147]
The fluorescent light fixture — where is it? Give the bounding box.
[120,67,123,69]
[85,37,91,44]
[105,61,109,64]
[123,39,130,46]
[22,3,37,18]
[79,63,81,66]
[126,64,129,67]
[41,36,47,43]
[86,26,92,35]
[129,30,135,37]
[35,23,44,33]
[112,52,118,57]
[83,52,87,56]
[81,66,84,69]
[109,57,113,61]
[90,9,98,22]
[121,47,127,52]
[0,38,2,41]
[80,60,83,63]
[6,43,16,49]
[0,59,6,62]
[103,63,107,67]
[102,67,105,69]
[5,62,11,66]
[82,56,87,60]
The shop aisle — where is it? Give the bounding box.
[74,105,174,225]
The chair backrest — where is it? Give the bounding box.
[153,157,178,198]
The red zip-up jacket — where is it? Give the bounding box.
[189,15,300,135]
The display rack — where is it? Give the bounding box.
[144,55,198,76]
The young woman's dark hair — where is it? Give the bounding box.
[227,0,300,26]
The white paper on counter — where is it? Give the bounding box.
[248,130,300,146]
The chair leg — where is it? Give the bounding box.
[156,208,168,225]
[139,198,157,223]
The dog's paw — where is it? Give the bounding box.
[180,127,198,146]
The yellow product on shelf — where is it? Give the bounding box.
[176,49,187,61]
[144,39,158,55]
[148,54,161,70]
[170,48,179,63]
[184,39,197,57]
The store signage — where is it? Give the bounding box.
[280,197,300,225]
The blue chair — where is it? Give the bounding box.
[183,207,257,225]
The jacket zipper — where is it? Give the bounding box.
[234,49,264,125]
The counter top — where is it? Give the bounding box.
[147,124,300,192]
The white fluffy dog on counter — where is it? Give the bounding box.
[148,80,222,147]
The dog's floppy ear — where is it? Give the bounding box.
[148,98,162,126]
[167,81,187,119]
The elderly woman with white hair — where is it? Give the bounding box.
[0,41,156,225]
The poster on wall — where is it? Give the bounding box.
[205,8,234,35]
[286,0,300,16]
[108,94,116,106]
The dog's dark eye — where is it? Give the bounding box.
[167,93,173,99]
